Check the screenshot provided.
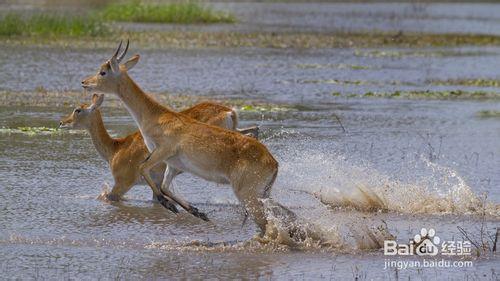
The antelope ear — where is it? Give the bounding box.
[89,93,104,111]
[122,54,140,71]
[109,57,120,73]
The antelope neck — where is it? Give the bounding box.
[86,110,116,161]
[115,72,169,127]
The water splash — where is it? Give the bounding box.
[275,146,500,217]
[96,182,111,201]
[259,199,343,249]
[143,199,393,252]
[257,199,393,251]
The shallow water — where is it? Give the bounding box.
[2,46,500,102]
[1,2,500,280]
[215,2,500,35]
[1,100,500,279]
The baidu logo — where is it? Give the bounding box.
[384,228,471,256]
[413,228,440,256]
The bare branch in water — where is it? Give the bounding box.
[493,228,499,252]
[333,114,347,133]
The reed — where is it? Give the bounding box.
[101,1,235,24]
[0,13,108,37]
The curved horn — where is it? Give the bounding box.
[112,40,123,60]
[117,39,129,63]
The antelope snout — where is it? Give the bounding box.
[81,76,96,89]
[59,120,70,129]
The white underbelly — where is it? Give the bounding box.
[167,155,229,184]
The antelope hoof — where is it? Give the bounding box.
[190,206,209,222]
[156,195,179,213]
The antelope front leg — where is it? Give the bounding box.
[139,148,178,214]
[161,166,209,221]
[151,168,178,213]
[140,149,209,221]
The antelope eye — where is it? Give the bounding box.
[99,71,106,76]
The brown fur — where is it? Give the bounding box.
[82,47,278,232]
[60,99,239,202]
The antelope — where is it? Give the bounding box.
[59,93,259,214]
[81,40,278,233]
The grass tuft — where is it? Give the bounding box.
[430,78,500,88]
[328,90,500,100]
[100,1,235,24]
[477,110,500,118]
[0,13,108,37]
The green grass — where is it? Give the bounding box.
[100,1,236,24]
[477,110,500,118]
[0,13,108,37]
[0,126,61,136]
[429,78,500,88]
[359,90,500,100]
[0,1,235,38]
[329,90,500,100]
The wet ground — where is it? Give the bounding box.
[1,1,500,280]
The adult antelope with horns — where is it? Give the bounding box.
[81,41,278,233]
[59,93,259,211]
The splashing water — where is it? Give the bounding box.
[143,198,394,252]
[259,198,339,249]
[97,182,111,201]
[275,145,500,217]
[257,199,394,251]
[90,140,499,252]
[233,139,498,251]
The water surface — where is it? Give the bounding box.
[1,2,500,280]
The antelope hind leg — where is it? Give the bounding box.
[153,194,179,213]
[151,168,178,213]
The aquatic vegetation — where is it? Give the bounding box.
[358,90,495,99]
[0,126,61,136]
[331,90,500,100]
[295,63,370,70]
[124,31,500,49]
[370,32,500,48]
[240,104,297,113]
[4,30,500,49]
[0,13,108,37]
[299,79,412,87]
[430,78,500,88]
[477,110,500,118]
[300,79,365,85]
[100,1,235,24]
[354,49,487,58]
[0,91,304,114]
[377,90,499,99]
